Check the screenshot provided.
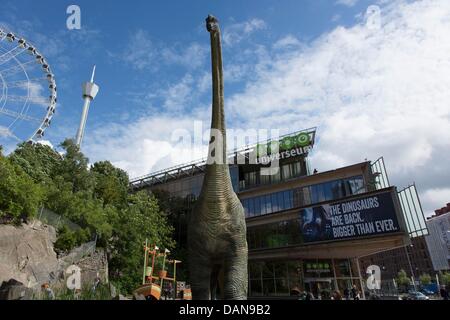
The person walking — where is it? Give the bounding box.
[332,290,342,300]
[440,285,449,300]
[343,287,350,300]
[351,285,360,300]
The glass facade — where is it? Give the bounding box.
[151,166,240,199]
[249,259,363,298]
[242,175,365,218]
[239,158,307,191]
[247,219,303,250]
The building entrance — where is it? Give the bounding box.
[304,278,333,299]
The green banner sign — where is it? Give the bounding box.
[256,132,312,157]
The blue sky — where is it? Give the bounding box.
[1,0,450,215]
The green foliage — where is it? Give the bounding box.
[9,142,61,183]
[6,139,176,294]
[440,272,450,285]
[54,226,90,252]
[40,283,112,300]
[91,161,129,208]
[0,152,43,223]
[396,269,411,290]
[108,191,175,293]
[419,273,432,285]
[53,139,95,193]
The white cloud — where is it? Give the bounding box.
[223,18,266,46]
[273,35,302,50]
[85,0,450,215]
[83,114,209,178]
[336,0,359,7]
[117,29,158,71]
[161,42,207,69]
[114,30,207,71]
[421,188,450,216]
[226,0,450,214]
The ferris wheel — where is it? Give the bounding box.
[0,27,57,148]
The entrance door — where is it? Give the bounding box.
[304,279,333,299]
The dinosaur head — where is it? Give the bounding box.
[206,14,219,33]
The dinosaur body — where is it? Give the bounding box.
[187,15,248,300]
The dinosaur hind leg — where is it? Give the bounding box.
[223,253,248,300]
[189,254,212,300]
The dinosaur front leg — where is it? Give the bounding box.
[223,251,248,300]
[189,253,212,300]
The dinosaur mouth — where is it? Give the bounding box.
[206,15,219,32]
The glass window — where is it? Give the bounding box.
[254,197,261,216]
[346,176,365,195]
[260,196,267,215]
[315,183,326,203]
[282,164,292,180]
[273,262,287,279]
[277,192,285,211]
[265,195,272,214]
[272,168,281,184]
[287,190,294,209]
[263,279,275,297]
[243,199,248,217]
[330,180,344,199]
[246,171,257,187]
[260,172,270,185]
[250,280,263,296]
[262,262,274,278]
[323,181,333,201]
[248,198,254,217]
[302,187,312,206]
[275,278,289,296]
[335,259,351,277]
[291,161,302,177]
[271,193,279,213]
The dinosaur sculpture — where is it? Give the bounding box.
[187,15,248,300]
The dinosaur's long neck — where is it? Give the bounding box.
[207,27,227,170]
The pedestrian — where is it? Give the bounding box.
[332,290,342,300]
[440,285,449,300]
[343,287,350,300]
[41,283,55,300]
[351,285,360,300]
[92,276,101,293]
[305,291,314,300]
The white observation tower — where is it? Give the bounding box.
[75,66,99,148]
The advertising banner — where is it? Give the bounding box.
[300,191,401,243]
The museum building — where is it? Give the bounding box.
[130,128,427,299]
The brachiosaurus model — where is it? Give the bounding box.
[187,15,248,300]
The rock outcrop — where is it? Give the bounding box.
[0,220,109,299]
[0,220,59,288]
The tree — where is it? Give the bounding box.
[53,139,94,193]
[9,142,61,183]
[440,272,450,286]
[419,273,432,285]
[108,191,175,293]
[396,269,411,292]
[0,153,43,223]
[4,140,177,294]
[91,161,129,208]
